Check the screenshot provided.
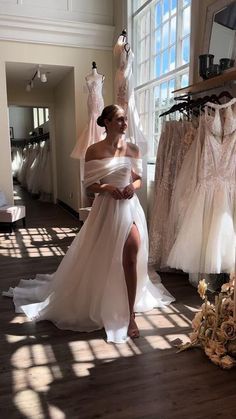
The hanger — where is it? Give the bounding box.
[217,90,233,103]
[124,43,130,54]
[159,101,189,117]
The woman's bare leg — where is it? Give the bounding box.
[122,223,140,338]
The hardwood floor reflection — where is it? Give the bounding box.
[0,185,236,419]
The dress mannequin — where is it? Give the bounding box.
[113,29,148,214]
[70,62,105,160]
[113,30,146,146]
[85,61,105,83]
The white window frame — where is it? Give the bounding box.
[131,0,191,161]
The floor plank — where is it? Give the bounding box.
[0,185,236,419]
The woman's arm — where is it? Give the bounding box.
[87,182,124,200]
[123,172,142,199]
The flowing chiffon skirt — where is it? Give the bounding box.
[6,157,174,343]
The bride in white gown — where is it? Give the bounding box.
[5,105,174,343]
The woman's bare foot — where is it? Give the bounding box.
[128,313,139,339]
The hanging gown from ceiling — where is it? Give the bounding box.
[113,35,147,156]
[4,157,174,344]
[70,76,105,159]
[167,98,236,274]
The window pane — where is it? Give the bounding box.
[33,108,38,129]
[182,36,190,64]
[45,108,49,122]
[38,108,44,126]
[154,112,159,132]
[162,49,169,73]
[162,21,169,49]
[155,28,161,52]
[140,62,148,83]
[170,17,176,44]
[140,39,146,60]
[171,0,177,15]
[182,6,190,37]
[140,14,147,38]
[133,0,191,160]
[163,0,169,21]
[155,55,161,77]
[155,2,162,26]
[154,85,160,108]
[170,45,176,70]
[160,82,168,106]
[133,0,147,13]
[169,78,175,98]
[181,73,189,87]
[145,36,150,59]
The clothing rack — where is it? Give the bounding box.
[11,132,50,147]
[159,90,234,118]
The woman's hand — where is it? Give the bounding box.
[123,184,135,199]
[104,184,124,200]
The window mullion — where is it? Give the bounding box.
[176,0,182,70]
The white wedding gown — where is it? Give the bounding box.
[167,99,236,274]
[70,76,105,159]
[113,36,147,154]
[6,157,174,343]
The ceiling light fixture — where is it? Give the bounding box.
[40,73,47,83]
[26,65,48,92]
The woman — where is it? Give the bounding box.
[5,104,174,344]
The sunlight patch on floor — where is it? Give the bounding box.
[72,362,94,377]
[143,335,173,349]
[14,389,44,419]
[0,227,77,258]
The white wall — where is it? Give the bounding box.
[9,106,33,139]
[0,61,13,204]
[0,39,113,209]
[0,0,114,25]
[54,70,79,210]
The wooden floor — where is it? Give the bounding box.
[0,185,236,419]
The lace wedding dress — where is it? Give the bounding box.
[167,98,236,274]
[113,36,146,154]
[5,157,174,343]
[70,76,105,159]
[149,120,196,268]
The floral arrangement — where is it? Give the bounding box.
[178,273,236,369]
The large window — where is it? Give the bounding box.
[132,0,191,160]
[33,107,49,129]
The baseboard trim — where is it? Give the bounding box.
[57,199,81,220]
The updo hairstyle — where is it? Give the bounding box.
[97,104,123,130]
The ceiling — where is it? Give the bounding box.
[5,62,73,90]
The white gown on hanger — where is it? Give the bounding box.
[167,98,236,274]
[113,36,147,154]
[6,157,174,343]
[70,77,105,159]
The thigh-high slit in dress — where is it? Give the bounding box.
[5,157,174,343]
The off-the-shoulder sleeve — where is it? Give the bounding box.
[84,160,102,188]
[131,158,143,177]
[84,158,129,188]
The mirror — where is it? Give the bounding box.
[209,1,236,62]
[204,0,236,62]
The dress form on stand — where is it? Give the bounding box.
[85,61,105,83]
[71,61,105,160]
[113,30,148,215]
[70,61,105,207]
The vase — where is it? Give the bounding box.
[199,54,214,80]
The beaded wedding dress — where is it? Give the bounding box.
[5,157,174,343]
[167,98,236,274]
[70,76,105,159]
